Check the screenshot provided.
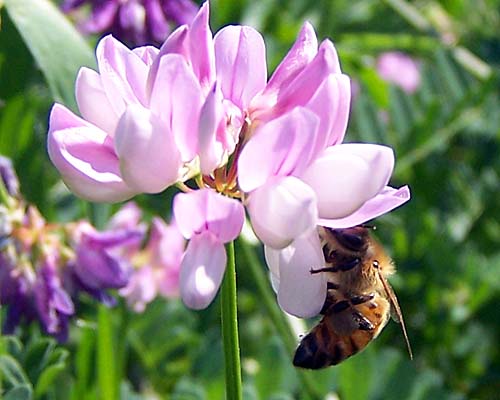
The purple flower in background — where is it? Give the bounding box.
[0,252,35,334]
[69,221,143,304]
[34,251,75,342]
[62,0,198,46]
[0,155,19,197]
[376,51,421,93]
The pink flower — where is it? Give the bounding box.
[376,51,421,93]
[48,6,215,202]
[119,217,185,312]
[47,3,412,316]
[173,189,244,309]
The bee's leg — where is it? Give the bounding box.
[331,300,375,331]
[352,311,375,331]
[310,258,360,274]
[349,293,375,305]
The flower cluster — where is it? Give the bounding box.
[0,157,183,340]
[48,3,410,317]
[62,0,198,46]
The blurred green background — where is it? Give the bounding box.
[0,0,499,399]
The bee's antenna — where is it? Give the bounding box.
[377,269,413,360]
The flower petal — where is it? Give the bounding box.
[114,104,181,193]
[198,84,225,174]
[271,231,326,318]
[96,35,149,114]
[214,25,267,109]
[75,67,119,135]
[265,22,318,95]
[269,40,341,117]
[305,74,351,155]
[179,232,226,309]
[247,176,318,249]
[187,2,215,89]
[173,189,245,242]
[319,185,411,228]
[47,104,136,202]
[301,144,395,219]
[149,53,203,161]
[147,25,189,96]
[238,107,319,192]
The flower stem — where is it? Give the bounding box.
[97,305,117,400]
[220,241,243,400]
[238,238,324,400]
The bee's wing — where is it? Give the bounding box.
[377,269,413,360]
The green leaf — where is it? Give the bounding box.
[4,384,33,400]
[34,362,66,398]
[0,355,30,387]
[3,0,95,111]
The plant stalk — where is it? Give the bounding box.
[220,241,243,400]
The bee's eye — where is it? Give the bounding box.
[332,229,365,251]
[372,260,380,269]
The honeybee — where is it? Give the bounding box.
[293,226,412,369]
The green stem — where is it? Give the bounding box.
[220,241,243,400]
[238,239,324,400]
[97,305,117,400]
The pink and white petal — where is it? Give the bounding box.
[47,104,136,202]
[133,45,160,65]
[96,35,149,113]
[274,40,341,113]
[327,74,351,146]
[246,176,318,249]
[114,105,181,193]
[160,24,190,57]
[301,144,395,219]
[188,2,215,90]
[179,232,226,309]
[214,25,266,109]
[238,107,319,193]
[205,192,245,242]
[264,246,280,292]
[304,75,340,158]
[275,231,327,318]
[265,22,318,95]
[306,74,351,152]
[149,54,203,161]
[318,185,411,229]
[173,189,244,242]
[76,67,119,135]
[147,25,189,96]
[198,85,225,174]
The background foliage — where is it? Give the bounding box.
[0,0,499,398]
